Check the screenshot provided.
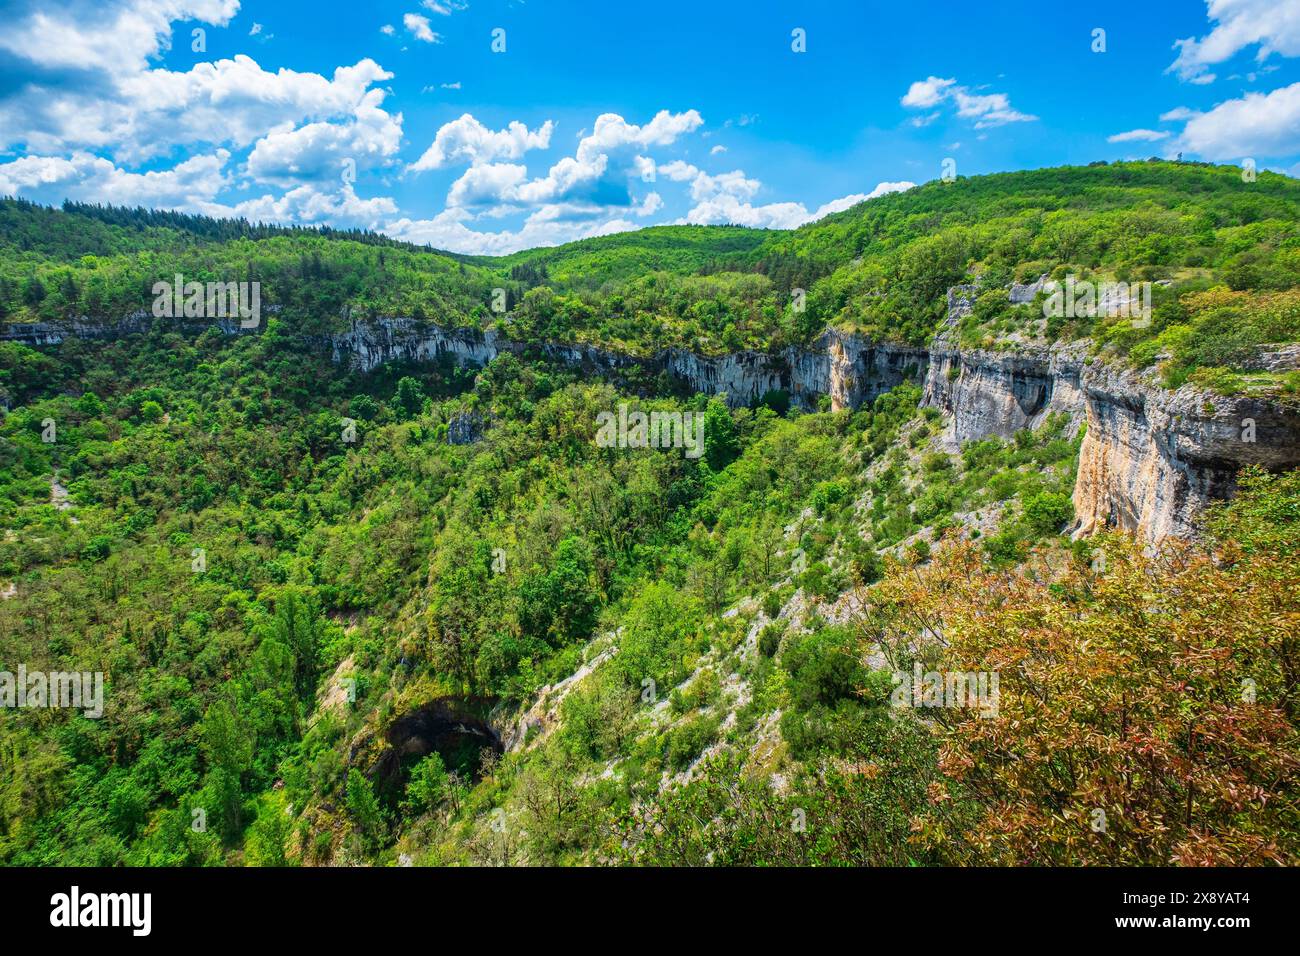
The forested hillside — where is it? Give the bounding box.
[1,161,1298,866]
[5,160,1300,385]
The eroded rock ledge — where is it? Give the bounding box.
[6,310,1298,542]
[923,338,1300,541]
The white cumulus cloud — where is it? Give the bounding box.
[1171,81,1300,158]
[438,110,701,212]
[391,109,705,252]
[1107,129,1172,143]
[1169,0,1300,84]
[0,0,240,74]
[0,150,231,210]
[245,88,403,186]
[901,75,1036,128]
[383,207,640,255]
[678,166,914,229]
[0,1,403,232]
[219,183,397,228]
[409,114,554,172]
[901,76,957,109]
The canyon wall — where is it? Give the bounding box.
[1070,361,1300,540]
[6,307,1299,543]
[321,318,928,412]
[0,311,261,346]
[922,340,1300,539]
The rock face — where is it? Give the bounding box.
[1072,363,1300,540]
[923,341,1085,444]
[790,331,929,412]
[1,313,153,345]
[0,311,265,345]
[924,341,1300,540]
[660,347,785,405]
[446,409,489,445]
[323,319,929,412]
[9,304,1300,543]
[326,316,498,370]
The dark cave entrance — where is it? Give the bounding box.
[371,696,503,805]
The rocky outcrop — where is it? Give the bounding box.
[324,318,928,412]
[1,312,154,345]
[446,409,489,445]
[1072,363,1300,540]
[790,332,928,412]
[0,311,266,345]
[923,342,1085,444]
[9,303,1299,543]
[325,316,498,370]
[660,347,785,405]
[922,336,1300,540]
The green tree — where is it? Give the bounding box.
[395,376,426,419]
[244,793,293,866]
[261,588,325,701]
[345,769,385,848]
[1022,490,1073,535]
[518,536,597,647]
[702,398,740,471]
[401,753,450,816]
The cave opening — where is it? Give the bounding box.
[371,696,503,805]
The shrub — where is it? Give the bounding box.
[758,621,785,658]
[761,588,786,619]
[1022,490,1074,535]
[811,480,848,516]
[666,713,722,770]
[851,548,884,585]
[781,625,864,710]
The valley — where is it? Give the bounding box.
[1,160,1298,867]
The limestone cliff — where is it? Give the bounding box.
[922,341,1086,444]
[1071,361,1300,540]
[321,319,927,411]
[6,306,1298,543]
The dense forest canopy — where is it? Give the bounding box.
[3,160,1299,383]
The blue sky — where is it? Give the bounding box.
[2,0,1299,254]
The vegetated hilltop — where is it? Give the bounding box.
[4,160,1299,384]
[0,160,1297,867]
[484,223,772,286]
